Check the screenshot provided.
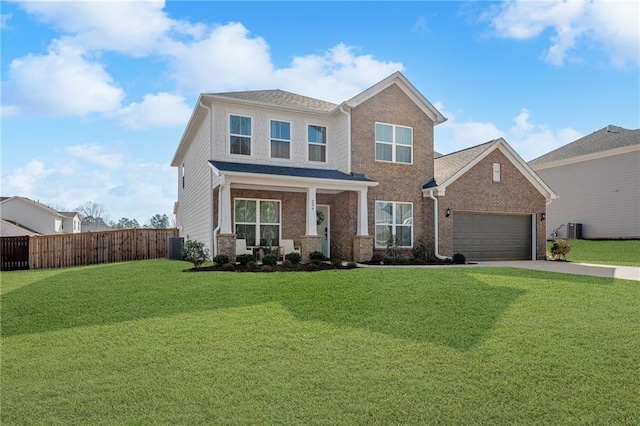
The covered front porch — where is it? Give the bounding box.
[209,161,378,262]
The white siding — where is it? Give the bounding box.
[212,102,348,171]
[176,116,214,253]
[538,151,640,239]
[0,199,58,234]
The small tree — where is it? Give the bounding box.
[182,240,210,269]
[549,238,571,261]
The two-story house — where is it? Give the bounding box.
[171,72,556,262]
[0,196,81,235]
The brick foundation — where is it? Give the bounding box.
[352,235,373,262]
[300,235,322,262]
[216,233,236,260]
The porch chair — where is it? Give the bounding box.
[280,239,301,260]
[236,239,253,256]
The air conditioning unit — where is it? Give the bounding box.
[567,223,583,239]
[167,236,184,260]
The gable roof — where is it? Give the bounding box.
[424,138,557,200]
[1,219,41,236]
[0,196,77,218]
[345,71,446,124]
[209,90,338,113]
[529,125,640,167]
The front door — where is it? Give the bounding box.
[316,205,330,258]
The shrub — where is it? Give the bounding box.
[236,253,255,266]
[346,261,358,269]
[310,259,323,266]
[370,252,385,264]
[222,262,236,271]
[385,235,403,262]
[309,250,325,261]
[262,253,278,266]
[212,254,230,265]
[331,257,343,267]
[285,252,302,264]
[550,238,571,260]
[261,265,275,272]
[306,263,320,271]
[246,260,258,271]
[412,234,434,263]
[281,259,293,268]
[452,253,466,264]
[181,240,210,269]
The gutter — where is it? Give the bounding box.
[199,99,217,256]
[427,189,451,261]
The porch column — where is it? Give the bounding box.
[305,186,317,236]
[219,180,232,234]
[357,188,369,236]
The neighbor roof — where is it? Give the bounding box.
[529,125,640,166]
[209,161,375,182]
[208,90,338,113]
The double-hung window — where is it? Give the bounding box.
[308,124,327,162]
[270,120,291,159]
[375,123,413,164]
[234,199,281,247]
[374,201,413,248]
[230,115,252,156]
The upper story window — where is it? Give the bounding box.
[374,201,413,248]
[308,124,327,162]
[270,120,291,159]
[375,123,413,164]
[230,115,252,156]
[181,162,185,188]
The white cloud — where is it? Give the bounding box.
[1,13,11,29]
[435,104,582,161]
[2,150,176,222]
[488,0,639,67]
[67,143,125,169]
[112,92,192,130]
[2,39,124,117]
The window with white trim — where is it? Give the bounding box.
[181,162,185,188]
[234,199,281,247]
[308,124,327,162]
[375,123,413,164]
[270,120,291,159]
[230,115,252,156]
[374,201,413,248]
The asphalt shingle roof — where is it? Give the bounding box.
[529,125,640,166]
[209,90,338,113]
[424,140,497,189]
[210,161,375,182]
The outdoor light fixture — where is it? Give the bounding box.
[445,208,451,217]
[541,213,546,221]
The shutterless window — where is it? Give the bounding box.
[374,201,413,248]
[230,115,252,156]
[270,120,291,159]
[234,199,281,247]
[493,163,501,182]
[308,125,327,162]
[375,123,413,164]
[181,162,185,188]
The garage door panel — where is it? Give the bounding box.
[453,213,532,261]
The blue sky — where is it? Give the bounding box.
[1,1,638,223]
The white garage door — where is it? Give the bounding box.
[453,213,532,261]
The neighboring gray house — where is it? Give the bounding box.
[0,196,81,235]
[529,125,640,239]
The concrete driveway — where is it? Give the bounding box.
[477,260,640,281]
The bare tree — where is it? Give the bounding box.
[76,201,111,231]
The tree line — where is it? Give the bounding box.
[74,201,174,231]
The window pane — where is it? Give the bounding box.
[375,225,392,247]
[375,202,393,224]
[309,144,326,162]
[235,199,256,223]
[236,224,256,246]
[375,143,392,161]
[396,127,412,145]
[260,225,280,246]
[271,121,290,140]
[231,136,251,155]
[375,123,393,142]
[230,115,251,136]
[260,201,280,223]
[308,125,326,144]
[271,140,290,159]
[395,203,413,225]
[396,225,412,246]
[396,146,411,163]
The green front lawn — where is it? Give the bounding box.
[2,260,638,424]
[548,239,640,266]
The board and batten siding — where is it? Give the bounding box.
[536,150,640,239]
[211,101,350,173]
[176,115,214,253]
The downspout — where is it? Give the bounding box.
[199,98,218,256]
[339,105,351,174]
[428,189,451,261]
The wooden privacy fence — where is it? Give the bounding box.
[1,228,179,270]
[1,236,30,271]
